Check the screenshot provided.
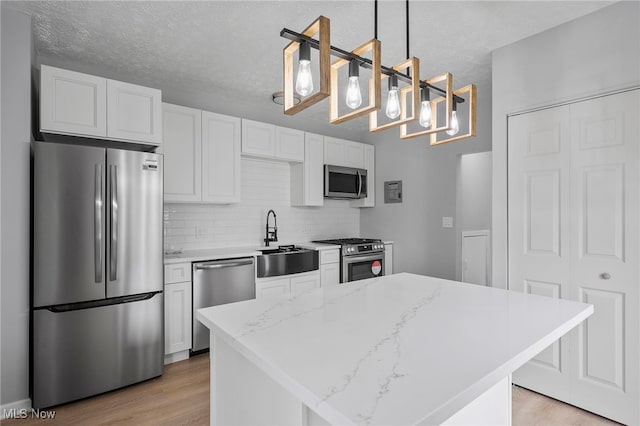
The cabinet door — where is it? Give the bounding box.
[351,144,375,207]
[164,281,192,354]
[275,127,305,162]
[320,263,340,287]
[202,111,241,204]
[107,79,162,144]
[291,132,324,206]
[256,278,290,299]
[40,65,107,138]
[324,136,346,166]
[384,244,393,275]
[242,119,275,157]
[291,273,321,295]
[164,262,192,285]
[344,140,365,168]
[162,103,202,202]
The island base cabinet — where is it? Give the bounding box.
[209,332,513,426]
[211,334,305,426]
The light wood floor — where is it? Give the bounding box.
[2,354,620,425]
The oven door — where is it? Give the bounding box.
[342,252,385,283]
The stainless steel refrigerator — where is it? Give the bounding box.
[31,141,164,409]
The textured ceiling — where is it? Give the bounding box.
[5,0,616,132]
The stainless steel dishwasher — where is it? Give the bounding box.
[192,257,255,353]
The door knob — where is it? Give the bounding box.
[600,273,611,280]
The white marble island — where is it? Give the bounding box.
[197,273,593,425]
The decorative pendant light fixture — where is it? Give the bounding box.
[279,1,477,145]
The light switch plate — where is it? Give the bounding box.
[442,217,453,228]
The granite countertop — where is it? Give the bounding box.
[164,242,341,264]
[197,272,593,425]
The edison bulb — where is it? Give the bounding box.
[385,88,400,119]
[345,76,362,109]
[419,101,432,128]
[295,60,313,96]
[446,110,460,136]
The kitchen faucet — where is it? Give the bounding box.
[264,209,278,246]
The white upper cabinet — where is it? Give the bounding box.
[242,119,276,157]
[40,65,107,138]
[106,79,162,144]
[324,136,364,168]
[40,65,162,145]
[202,111,241,204]
[351,144,375,208]
[241,119,304,163]
[291,132,324,206]
[162,103,202,203]
[162,104,240,204]
[275,127,305,162]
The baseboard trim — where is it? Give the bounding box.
[1,398,32,419]
[164,350,189,365]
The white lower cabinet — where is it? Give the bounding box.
[164,262,192,361]
[256,271,320,299]
[164,281,192,355]
[320,249,340,287]
[256,277,291,299]
[290,273,321,295]
[384,243,393,274]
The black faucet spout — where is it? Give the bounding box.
[264,209,278,246]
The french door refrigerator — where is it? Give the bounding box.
[32,141,164,409]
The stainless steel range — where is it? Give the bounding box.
[312,238,385,283]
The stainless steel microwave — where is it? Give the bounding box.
[324,165,367,199]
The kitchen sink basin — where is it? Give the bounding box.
[257,246,319,278]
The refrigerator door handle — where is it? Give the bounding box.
[94,164,103,283]
[109,164,118,281]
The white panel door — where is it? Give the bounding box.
[351,144,375,207]
[509,89,640,425]
[107,79,162,144]
[290,273,320,295]
[344,140,365,168]
[568,90,639,423]
[461,231,489,286]
[40,65,107,138]
[509,104,572,400]
[324,136,346,166]
[275,126,304,162]
[162,103,202,202]
[202,111,241,204]
[164,281,192,354]
[241,119,275,158]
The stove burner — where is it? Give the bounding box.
[313,238,381,245]
[312,237,385,256]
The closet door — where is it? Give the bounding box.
[508,105,572,398]
[567,90,639,424]
[508,89,639,425]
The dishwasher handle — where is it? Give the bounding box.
[195,259,254,270]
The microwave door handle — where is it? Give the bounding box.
[357,170,362,197]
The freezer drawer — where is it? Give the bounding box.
[32,293,164,409]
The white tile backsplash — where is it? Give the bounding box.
[164,157,360,250]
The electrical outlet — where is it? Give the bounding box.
[442,217,453,228]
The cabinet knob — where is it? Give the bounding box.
[600,273,611,280]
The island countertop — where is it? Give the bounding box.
[197,273,593,425]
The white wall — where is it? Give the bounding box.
[491,1,640,289]
[164,158,359,251]
[455,152,492,281]
[1,6,32,409]
[360,83,492,279]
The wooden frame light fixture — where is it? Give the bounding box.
[399,72,453,139]
[429,84,477,145]
[279,9,476,145]
[369,57,420,132]
[282,16,330,115]
[329,39,381,124]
